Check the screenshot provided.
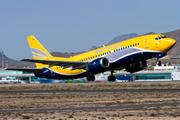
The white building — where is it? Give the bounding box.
[154,65,179,71]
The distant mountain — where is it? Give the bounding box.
[88,46,99,51]
[2,29,180,68]
[51,51,85,58]
[143,32,157,35]
[163,29,180,57]
[106,33,139,45]
[51,30,180,58]
[0,54,33,68]
[51,33,141,57]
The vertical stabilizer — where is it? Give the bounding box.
[26,35,65,68]
[27,35,53,60]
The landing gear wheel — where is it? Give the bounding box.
[87,75,95,81]
[156,60,161,66]
[108,75,116,82]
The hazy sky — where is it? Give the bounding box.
[0,0,180,60]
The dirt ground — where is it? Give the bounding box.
[0,82,180,119]
[1,81,180,91]
[1,107,180,120]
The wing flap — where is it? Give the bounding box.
[21,59,88,69]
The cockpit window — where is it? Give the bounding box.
[155,35,166,40]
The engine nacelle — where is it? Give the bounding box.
[126,60,147,73]
[87,57,110,72]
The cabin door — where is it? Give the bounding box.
[143,37,149,49]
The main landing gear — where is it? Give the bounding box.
[86,70,116,82]
[108,70,116,82]
[87,73,95,81]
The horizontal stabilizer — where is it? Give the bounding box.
[6,68,43,73]
[21,59,88,69]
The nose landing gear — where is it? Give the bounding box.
[156,58,162,66]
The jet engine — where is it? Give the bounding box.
[125,60,147,73]
[87,57,110,72]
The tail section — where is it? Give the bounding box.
[26,35,66,68]
[27,35,53,60]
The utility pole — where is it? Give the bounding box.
[1,51,3,70]
[0,51,3,76]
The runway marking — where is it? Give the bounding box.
[0,89,180,93]
[0,101,180,113]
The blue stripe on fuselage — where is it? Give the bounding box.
[110,51,162,69]
[34,67,88,79]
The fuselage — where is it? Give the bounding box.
[35,34,176,79]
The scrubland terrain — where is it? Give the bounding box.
[1,82,180,91]
[0,82,180,120]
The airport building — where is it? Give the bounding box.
[115,71,172,81]
[114,65,180,81]
[0,65,180,83]
[0,69,37,83]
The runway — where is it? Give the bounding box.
[0,89,180,93]
[0,89,180,113]
[0,101,180,113]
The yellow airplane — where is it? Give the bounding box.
[7,34,176,82]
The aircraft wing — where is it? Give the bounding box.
[6,68,43,73]
[21,59,88,69]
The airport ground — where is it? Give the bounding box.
[1,82,180,119]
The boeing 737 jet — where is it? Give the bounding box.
[7,34,176,82]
